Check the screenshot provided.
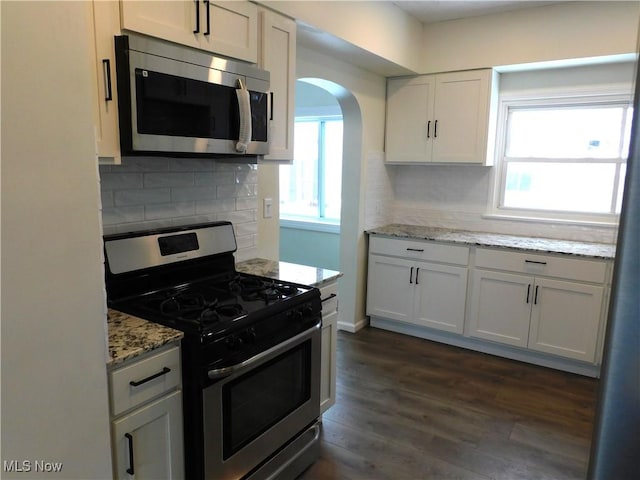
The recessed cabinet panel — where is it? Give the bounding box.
[205,1,258,63]
[90,0,121,164]
[259,9,296,162]
[120,0,258,62]
[528,278,603,362]
[120,1,200,49]
[112,391,184,479]
[385,76,434,163]
[468,270,532,347]
[367,255,414,322]
[432,72,488,163]
[413,263,467,334]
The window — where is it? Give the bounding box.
[280,117,343,224]
[492,94,632,223]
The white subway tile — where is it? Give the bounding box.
[115,188,171,206]
[171,186,217,201]
[145,202,195,220]
[102,206,145,225]
[144,172,194,188]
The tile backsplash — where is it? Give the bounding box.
[99,157,258,261]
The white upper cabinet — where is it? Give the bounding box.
[120,0,258,63]
[258,8,296,162]
[385,69,498,165]
[89,0,121,164]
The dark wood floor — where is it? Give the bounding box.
[301,326,599,480]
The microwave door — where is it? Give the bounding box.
[133,69,239,155]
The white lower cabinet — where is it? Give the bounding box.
[319,282,338,414]
[468,248,606,363]
[112,390,184,479]
[367,236,611,374]
[109,343,184,479]
[367,237,469,334]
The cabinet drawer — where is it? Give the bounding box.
[320,282,338,315]
[369,236,469,265]
[475,248,607,283]
[110,345,182,417]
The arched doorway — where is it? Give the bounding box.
[280,77,364,332]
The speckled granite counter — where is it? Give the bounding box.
[367,224,616,260]
[107,309,183,367]
[236,259,342,288]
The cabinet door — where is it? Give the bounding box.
[432,70,492,164]
[120,0,200,50]
[259,9,296,161]
[91,0,121,164]
[366,255,414,322]
[320,309,338,414]
[413,262,467,334]
[112,390,184,479]
[528,278,604,362]
[204,1,258,62]
[468,270,532,347]
[385,76,434,163]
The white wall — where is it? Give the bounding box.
[262,0,424,74]
[294,46,389,331]
[421,1,639,73]
[1,2,112,478]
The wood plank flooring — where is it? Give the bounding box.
[300,327,599,480]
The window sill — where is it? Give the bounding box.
[280,218,341,234]
[482,212,619,229]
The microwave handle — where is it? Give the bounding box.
[235,79,252,153]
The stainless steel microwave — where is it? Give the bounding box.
[114,34,270,158]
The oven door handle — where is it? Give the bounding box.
[207,321,322,380]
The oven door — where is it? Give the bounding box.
[203,322,321,480]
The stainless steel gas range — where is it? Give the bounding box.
[104,222,321,480]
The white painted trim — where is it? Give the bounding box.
[482,212,619,229]
[280,218,340,234]
[337,317,369,333]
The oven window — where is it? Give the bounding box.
[222,341,311,459]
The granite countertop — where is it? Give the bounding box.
[107,309,184,367]
[367,224,616,260]
[236,258,342,288]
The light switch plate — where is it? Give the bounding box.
[263,198,273,218]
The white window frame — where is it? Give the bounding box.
[486,87,632,227]
[279,115,343,230]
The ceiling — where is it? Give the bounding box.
[392,0,561,24]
